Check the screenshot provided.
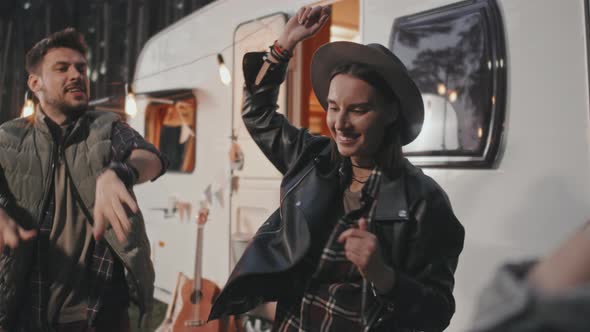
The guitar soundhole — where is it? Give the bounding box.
[190,289,202,304]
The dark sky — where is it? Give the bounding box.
[0,0,215,123]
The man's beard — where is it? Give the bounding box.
[47,94,88,119]
[60,101,88,118]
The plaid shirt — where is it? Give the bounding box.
[27,119,165,330]
[274,167,385,332]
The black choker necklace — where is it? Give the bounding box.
[352,177,368,184]
[351,174,369,184]
[351,163,374,170]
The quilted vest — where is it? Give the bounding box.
[0,110,154,329]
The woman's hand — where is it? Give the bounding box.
[528,221,590,292]
[276,6,331,52]
[338,218,396,293]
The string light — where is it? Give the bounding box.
[90,14,282,110]
[21,90,35,118]
[448,90,458,103]
[125,83,137,118]
[437,83,446,96]
[131,15,282,83]
[436,83,459,103]
[217,54,232,86]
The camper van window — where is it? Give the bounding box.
[144,93,197,173]
[391,0,506,167]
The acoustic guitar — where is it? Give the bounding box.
[157,206,222,332]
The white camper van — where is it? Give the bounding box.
[127,0,590,330]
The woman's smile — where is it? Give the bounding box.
[336,131,361,145]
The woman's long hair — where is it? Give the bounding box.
[328,63,405,180]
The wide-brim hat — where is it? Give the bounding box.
[310,41,424,145]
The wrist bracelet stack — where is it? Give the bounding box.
[106,161,139,188]
[266,40,292,63]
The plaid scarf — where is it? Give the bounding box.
[275,167,385,332]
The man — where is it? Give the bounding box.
[469,221,590,331]
[0,28,167,331]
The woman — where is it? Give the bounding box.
[210,6,464,331]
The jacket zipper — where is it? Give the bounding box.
[32,142,55,331]
[36,144,56,224]
[364,304,384,331]
[278,159,317,218]
[279,157,386,331]
[60,149,145,320]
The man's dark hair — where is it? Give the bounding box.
[25,27,87,74]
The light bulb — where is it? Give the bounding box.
[437,83,446,96]
[448,90,458,103]
[21,91,35,118]
[21,99,34,117]
[125,83,138,118]
[217,54,232,86]
[125,92,137,117]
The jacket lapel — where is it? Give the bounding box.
[375,173,410,221]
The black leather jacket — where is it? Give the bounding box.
[209,52,465,332]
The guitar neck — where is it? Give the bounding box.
[193,224,204,292]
